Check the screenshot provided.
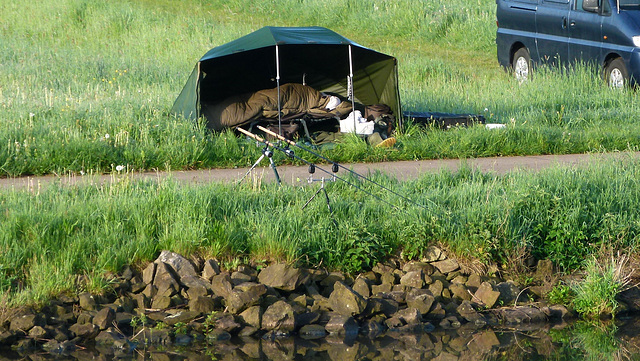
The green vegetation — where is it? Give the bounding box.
[2,0,640,177]
[2,156,640,307]
[572,255,631,319]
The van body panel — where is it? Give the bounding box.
[496,0,538,67]
[496,0,640,84]
[536,0,571,64]
[567,9,603,64]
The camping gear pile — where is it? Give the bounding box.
[172,26,400,144]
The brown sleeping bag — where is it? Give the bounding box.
[202,83,352,131]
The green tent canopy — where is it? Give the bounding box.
[171,26,401,125]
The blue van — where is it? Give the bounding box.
[496,0,640,87]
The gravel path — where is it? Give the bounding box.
[1,152,637,191]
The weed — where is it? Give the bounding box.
[547,283,575,305]
[571,254,631,318]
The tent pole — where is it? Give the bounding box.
[276,45,282,136]
[348,45,356,134]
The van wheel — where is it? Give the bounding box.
[512,47,531,83]
[604,58,628,89]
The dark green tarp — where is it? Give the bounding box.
[171,26,401,125]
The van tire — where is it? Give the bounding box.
[604,58,628,89]
[512,47,531,82]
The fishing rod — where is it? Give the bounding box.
[236,127,405,212]
[256,125,429,210]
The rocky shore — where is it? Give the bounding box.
[0,247,583,357]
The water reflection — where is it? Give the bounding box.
[1,318,639,360]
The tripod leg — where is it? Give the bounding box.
[322,187,333,214]
[302,187,323,210]
[269,157,281,185]
[237,154,266,185]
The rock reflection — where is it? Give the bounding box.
[3,319,640,360]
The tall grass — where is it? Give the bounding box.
[2,155,640,306]
[2,0,640,177]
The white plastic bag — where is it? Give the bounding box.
[340,111,375,135]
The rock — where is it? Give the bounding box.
[422,246,443,263]
[42,339,76,353]
[188,295,219,314]
[10,313,45,333]
[535,259,554,281]
[295,311,320,328]
[69,323,100,339]
[425,302,446,321]
[226,282,267,313]
[132,328,172,344]
[28,326,47,339]
[406,291,435,315]
[262,300,295,333]
[211,312,241,333]
[181,275,211,298]
[371,283,393,294]
[258,263,308,291]
[360,319,385,338]
[95,329,125,345]
[394,307,422,325]
[210,273,233,298]
[230,272,252,286]
[402,261,435,275]
[468,329,500,354]
[457,301,486,325]
[78,293,97,311]
[152,262,181,297]
[364,296,399,317]
[474,282,500,308]
[329,281,368,316]
[466,274,483,291]
[400,271,425,289]
[202,259,221,280]
[497,281,521,306]
[93,307,115,330]
[431,259,460,274]
[449,283,472,301]
[142,263,156,285]
[324,313,358,335]
[438,315,461,329]
[299,324,327,339]
[429,279,445,298]
[352,277,371,298]
[155,250,198,279]
[151,295,172,309]
[238,306,262,328]
[494,306,547,324]
[163,310,200,326]
[205,329,232,342]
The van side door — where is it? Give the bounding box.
[567,0,604,65]
[536,0,571,65]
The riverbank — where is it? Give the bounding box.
[1,248,618,356]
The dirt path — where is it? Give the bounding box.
[1,152,637,191]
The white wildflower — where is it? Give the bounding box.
[115,165,124,172]
[105,133,110,139]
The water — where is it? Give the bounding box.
[1,317,639,360]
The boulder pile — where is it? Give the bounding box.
[0,247,573,354]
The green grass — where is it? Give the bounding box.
[2,155,640,306]
[2,0,640,177]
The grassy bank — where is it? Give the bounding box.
[2,0,640,177]
[2,155,640,307]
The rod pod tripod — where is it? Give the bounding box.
[237,142,282,185]
[302,163,339,214]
